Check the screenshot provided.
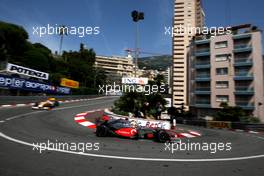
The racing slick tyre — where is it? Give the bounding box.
[54,101,60,107]
[154,130,171,143]
[96,125,109,137]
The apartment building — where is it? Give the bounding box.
[188,24,264,122]
[95,54,134,83]
[172,0,205,109]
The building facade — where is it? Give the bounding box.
[95,54,134,83]
[172,0,205,108]
[188,24,264,122]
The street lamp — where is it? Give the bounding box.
[131,10,144,77]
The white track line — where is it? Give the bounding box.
[189,131,202,136]
[1,132,264,162]
[1,98,263,162]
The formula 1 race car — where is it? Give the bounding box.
[95,116,177,143]
[32,97,60,110]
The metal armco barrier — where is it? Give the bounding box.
[178,119,264,132]
[231,122,264,132]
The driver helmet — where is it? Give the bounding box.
[48,97,56,101]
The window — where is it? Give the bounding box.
[216,81,229,88]
[216,95,229,102]
[175,2,184,5]
[175,15,184,17]
[215,54,229,62]
[215,41,228,49]
[175,94,184,97]
[175,6,184,9]
[216,68,228,75]
[175,99,184,101]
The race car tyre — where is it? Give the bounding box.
[154,130,171,143]
[54,101,60,107]
[96,125,109,137]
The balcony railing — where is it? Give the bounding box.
[236,102,255,110]
[195,87,211,94]
[196,74,210,77]
[195,39,210,45]
[195,87,211,91]
[233,44,252,53]
[235,86,254,95]
[195,74,211,81]
[195,100,211,108]
[235,72,253,76]
[234,58,253,67]
[234,72,254,80]
[233,33,251,40]
[195,48,210,56]
[195,62,211,69]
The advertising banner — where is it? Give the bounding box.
[104,109,171,130]
[6,63,49,80]
[0,74,70,94]
[60,78,79,88]
[122,77,148,85]
[207,121,231,129]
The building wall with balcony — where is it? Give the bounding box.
[188,27,264,121]
[210,34,236,108]
[251,32,264,119]
[95,55,135,83]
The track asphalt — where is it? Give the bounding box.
[0,96,263,176]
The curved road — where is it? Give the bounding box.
[0,96,263,176]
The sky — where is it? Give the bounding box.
[0,0,263,57]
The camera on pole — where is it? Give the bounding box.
[131,10,144,22]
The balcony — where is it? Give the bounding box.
[195,88,211,94]
[195,39,210,45]
[195,75,211,82]
[234,72,254,80]
[195,100,211,108]
[234,58,253,67]
[233,44,252,53]
[234,87,254,95]
[195,48,210,57]
[236,102,255,110]
[195,62,211,69]
[233,33,251,40]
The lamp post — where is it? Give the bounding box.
[58,25,67,55]
[131,10,144,77]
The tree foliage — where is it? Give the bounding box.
[215,102,259,123]
[0,21,106,95]
[113,73,168,116]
